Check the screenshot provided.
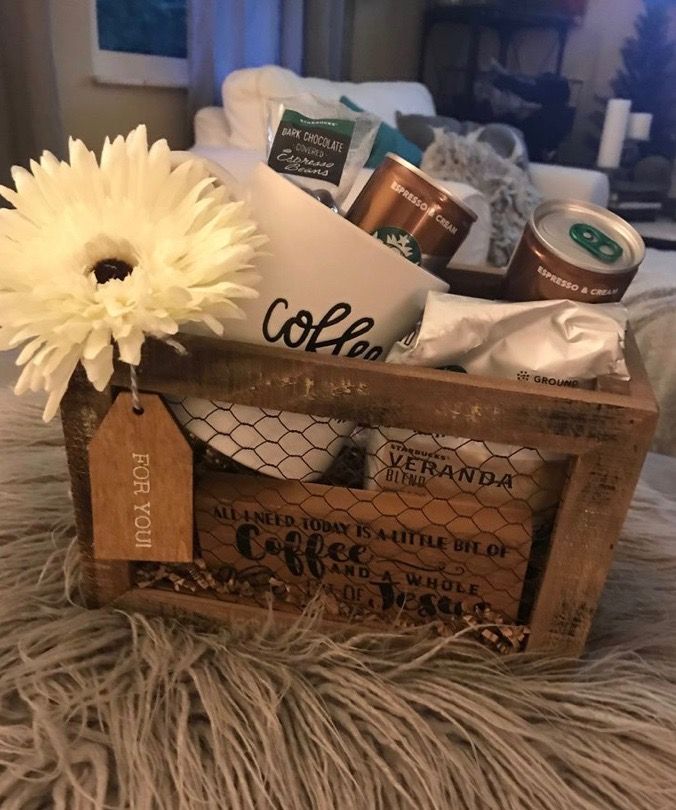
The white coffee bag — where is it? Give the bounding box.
[365,293,629,515]
[387,292,629,386]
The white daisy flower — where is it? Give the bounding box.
[0,125,265,421]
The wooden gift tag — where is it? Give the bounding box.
[89,392,193,561]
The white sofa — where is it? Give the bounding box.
[191,65,610,267]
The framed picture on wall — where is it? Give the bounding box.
[90,0,188,88]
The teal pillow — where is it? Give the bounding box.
[340,95,423,169]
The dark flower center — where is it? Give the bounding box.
[92,258,134,285]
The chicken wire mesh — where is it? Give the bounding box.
[134,397,570,652]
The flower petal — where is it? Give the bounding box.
[116,329,144,365]
[82,344,114,391]
[0,123,263,408]
[82,328,112,360]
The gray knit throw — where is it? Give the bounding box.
[422,131,541,267]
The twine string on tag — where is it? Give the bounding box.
[129,365,143,415]
[128,336,188,415]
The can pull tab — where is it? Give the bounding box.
[569,223,623,264]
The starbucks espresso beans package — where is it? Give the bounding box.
[266,95,379,206]
[364,292,629,515]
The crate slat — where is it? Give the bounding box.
[64,323,658,656]
[109,332,655,456]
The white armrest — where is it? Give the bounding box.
[194,106,231,147]
[530,163,609,207]
[190,145,266,190]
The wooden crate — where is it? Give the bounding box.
[61,320,657,657]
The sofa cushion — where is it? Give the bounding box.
[221,65,435,152]
[340,96,422,168]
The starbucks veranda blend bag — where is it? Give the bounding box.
[364,292,629,517]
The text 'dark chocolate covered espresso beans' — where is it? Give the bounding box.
[503,199,645,304]
[346,154,477,273]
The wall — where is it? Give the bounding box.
[344,0,660,164]
[540,0,645,163]
[49,0,190,151]
[506,0,676,163]
[349,0,426,81]
[45,1,663,160]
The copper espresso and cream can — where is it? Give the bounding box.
[503,199,645,303]
[346,153,477,272]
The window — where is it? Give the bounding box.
[91,0,188,88]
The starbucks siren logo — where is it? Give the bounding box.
[372,226,422,265]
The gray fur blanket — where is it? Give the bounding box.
[422,131,541,267]
[2,382,676,808]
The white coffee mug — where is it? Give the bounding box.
[171,163,448,481]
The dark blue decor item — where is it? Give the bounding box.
[340,96,423,169]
